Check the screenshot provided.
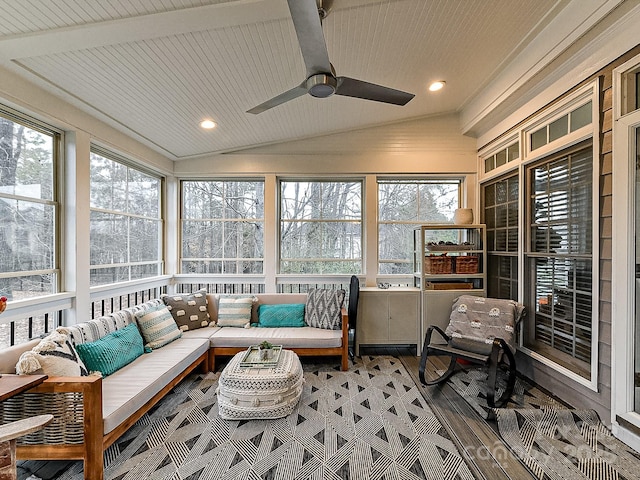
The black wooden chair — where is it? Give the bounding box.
[348,275,359,360]
[419,295,525,408]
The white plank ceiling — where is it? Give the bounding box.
[0,0,609,160]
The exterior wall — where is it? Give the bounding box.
[502,45,640,424]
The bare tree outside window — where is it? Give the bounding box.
[378,180,459,274]
[280,181,362,274]
[89,150,162,286]
[0,114,57,300]
[181,180,264,274]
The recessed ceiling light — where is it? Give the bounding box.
[428,81,445,92]
[200,119,216,129]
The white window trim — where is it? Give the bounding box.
[278,177,364,275]
[478,134,519,181]
[88,147,165,286]
[611,52,640,447]
[479,79,600,391]
[376,176,464,279]
[517,139,600,392]
[522,82,597,162]
[179,178,266,276]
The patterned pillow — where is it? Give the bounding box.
[15,327,88,376]
[135,303,182,349]
[445,295,525,355]
[258,304,306,328]
[305,289,345,330]
[217,296,255,327]
[162,289,211,331]
[75,323,145,376]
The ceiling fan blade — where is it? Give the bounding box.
[247,83,308,114]
[287,0,332,76]
[336,77,415,106]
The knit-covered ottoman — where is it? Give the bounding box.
[217,349,304,420]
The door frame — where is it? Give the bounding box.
[611,53,640,449]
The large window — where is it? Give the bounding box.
[378,179,460,274]
[483,175,519,300]
[0,110,59,300]
[280,180,361,274]
[181,180,264,274]
[90,149,163,285]
[524,144,593,378]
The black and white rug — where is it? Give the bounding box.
[57,356,474,480]
[496,408,640,480]
[447,366,568,419]
[446,366,640,479]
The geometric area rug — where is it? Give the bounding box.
[446,366,568,420]
[54,356,474,480]
[496,408,640,480]
[446,367,640,479]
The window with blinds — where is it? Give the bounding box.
[524,144,593,378]
[483,174,518,300]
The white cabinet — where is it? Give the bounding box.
[355,287,420,355]
[413,224,487,354]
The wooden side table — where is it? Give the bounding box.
[0,374,50,480]
[0,375,48,402]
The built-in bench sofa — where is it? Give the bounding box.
[0,292,348,480]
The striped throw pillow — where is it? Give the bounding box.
[217,296,255,327]
[135,303,182,349]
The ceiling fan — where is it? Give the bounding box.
[247,0,415,114]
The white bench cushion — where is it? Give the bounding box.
[102,338,208,434]
[210,326,341,349]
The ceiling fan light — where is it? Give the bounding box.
[307,74,337,98]
[429,81,445,92]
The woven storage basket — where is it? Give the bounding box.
[455,256,479,274]
[424,255,453,274]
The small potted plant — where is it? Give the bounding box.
[258,341,273,360]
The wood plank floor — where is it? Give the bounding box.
[18,349,537,480]
[400,355,535,480]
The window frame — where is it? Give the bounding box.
[89,146,165,286]
[179,178,265,275]
[278,178,363,275]
[376,177,463,276]
[479,135,520,178]
[523,141,596,382]
[0,106,63,301]
[481,172,519,301]
[479,79,600,390]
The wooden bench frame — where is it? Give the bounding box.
[16,351,208,480]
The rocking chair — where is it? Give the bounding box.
[419,295,525,408]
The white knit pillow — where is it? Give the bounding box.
[16,328,89,376]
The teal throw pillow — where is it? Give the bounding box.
[258,304,306,328]
[75,323,144,376]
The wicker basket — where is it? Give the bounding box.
[455,256,479,274]
[424,255,453,274]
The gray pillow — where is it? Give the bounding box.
[445,295,525,355]
[305,288,345,330]
[162,289,211,331]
